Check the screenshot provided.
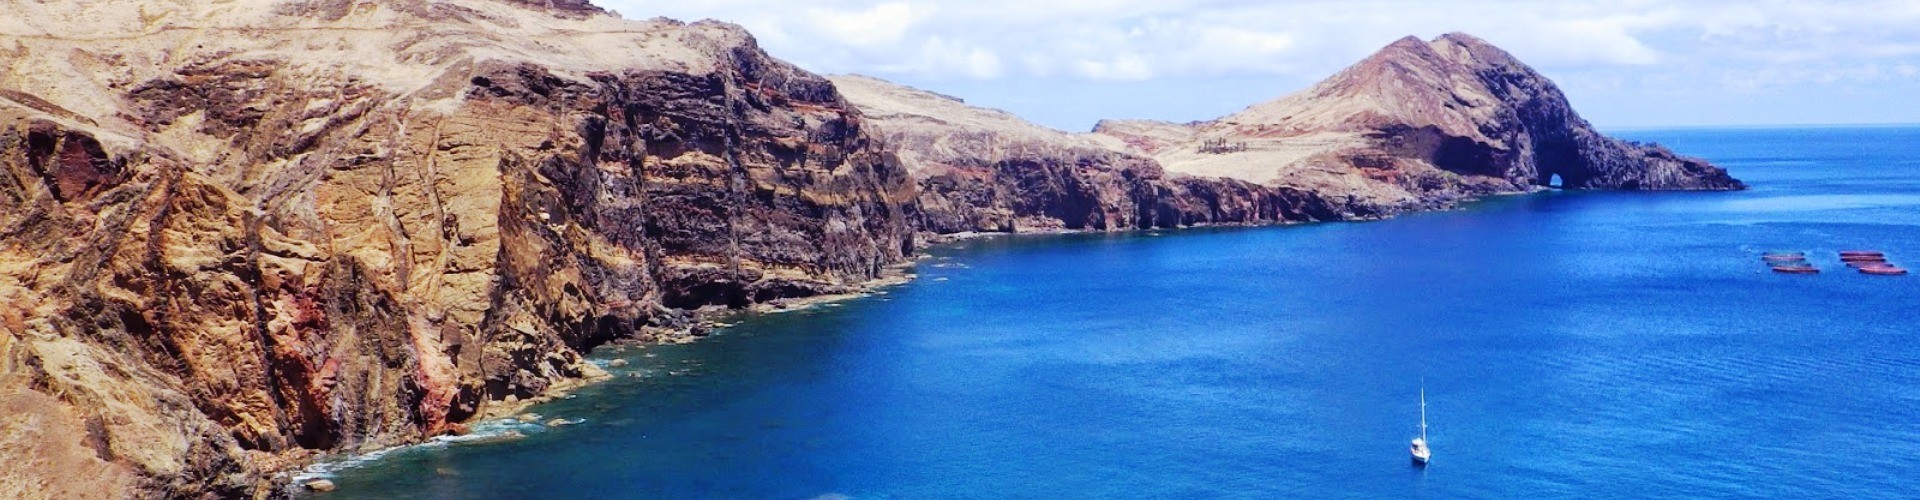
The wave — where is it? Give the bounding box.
[287,417,556,484]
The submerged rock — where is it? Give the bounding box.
[459,430,528,446]
[303,479,337,492]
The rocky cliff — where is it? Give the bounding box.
[1093,33,1744,213]
[0,1,910,497]
[829,75,1350,234]
[834,35,1740,237]
[0,4,1743,497]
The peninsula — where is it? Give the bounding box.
[0,0,1738,496]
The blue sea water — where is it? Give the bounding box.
[317,127,1920,498]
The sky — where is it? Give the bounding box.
[595,0,1920,131]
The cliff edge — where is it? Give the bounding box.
[0,1,911,496]
[830,74,1350,233]
[0,6,1744,497]
[1094,33,1743,212]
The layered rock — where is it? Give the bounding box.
[0,3,1745,496]
[0,1,909,496]
[836,34,1740,237]
[829,75,1348,234]
[1094,33,1744,213]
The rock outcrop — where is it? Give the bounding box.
[829,75,1349,234]
[0,1,909,496]
[1094,33,1742,213]
[836,35,1740,237]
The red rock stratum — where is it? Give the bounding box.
[0,3,1739,497]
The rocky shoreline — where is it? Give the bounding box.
[281,258,923,494]
[0,1,1739,497]
[273,182,1544,493]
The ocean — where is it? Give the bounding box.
[314,126,1920,498]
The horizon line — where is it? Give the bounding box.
[1597,122,1920,132]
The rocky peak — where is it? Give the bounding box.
[1225,34,1504,140]
[1429,32,1523,67]
[1099,33,1741,200]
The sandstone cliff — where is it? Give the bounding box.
[1093,33,1744,212]
[0,1,910,496]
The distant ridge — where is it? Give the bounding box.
[834,33,1741,235]
[1093,33,1742,208]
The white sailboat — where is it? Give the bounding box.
[1410,385,1431,465]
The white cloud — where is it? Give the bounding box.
[1072,53,1154,80]
[598,0,1920,126]
[884,36,1004,79]
[804,2,925,48]
[603,0,1920,83]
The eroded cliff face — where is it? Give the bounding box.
[837,34,1740,237]
[1093,33,1743,213]
[829,75,1349,234]
[1,4,1744,496]
[0,1,909,496]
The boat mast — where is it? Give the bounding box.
[1419,385,1427,442]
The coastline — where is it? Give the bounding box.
[277,184,1688,488]
[281,190,1472,477]
[277,196,1406,483]
[281,261,926,490]
[0,12,1749,493]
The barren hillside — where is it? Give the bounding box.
[1,1,913,496]
[1094,34,1743,210]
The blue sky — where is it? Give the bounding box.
[597,0,1920,131]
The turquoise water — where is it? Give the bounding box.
[319,127,1920,498]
